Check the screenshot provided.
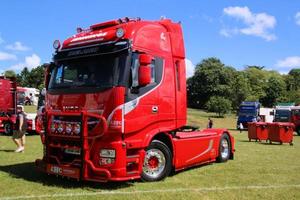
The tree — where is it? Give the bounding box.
[244,67,269,101]
[4,70,16,78]
[187,57,235,108]
[16,66,45,89]
[230,71,251,110]
[260,76,286,107]
[205,96,232,117]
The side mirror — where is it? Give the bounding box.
[138,65,151,87]
[138,54,153,87]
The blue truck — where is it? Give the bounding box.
[237,101,260,130]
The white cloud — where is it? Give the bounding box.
[276,56,300,68]
[0,36,4,44]
[185,58,195,78]
[6,41,30,51]
[0,51,17,61]
[222,6,276,41]
[10,54,41,71]
[295,12,300,25]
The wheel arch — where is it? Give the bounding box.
[143,131,174,157]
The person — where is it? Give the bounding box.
[12,106,27,153]
[239,122,244,133]
[257,115,262,122]
[208,118,213,128]
[29,93,34,105]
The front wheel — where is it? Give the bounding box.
[217,134,231,162]
[141,140,172,182]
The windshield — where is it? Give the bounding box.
[49,53,129,92]
[239,106,257,116]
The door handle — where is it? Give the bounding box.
[152,106,158,113]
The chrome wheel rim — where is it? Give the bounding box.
[143,148,166,178]
[221,139,229,159]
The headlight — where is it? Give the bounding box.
[57,123,64,133]
[65,123,72,134]
[74,123,81,135]
[116,28,124,38]
[100,149,116,158]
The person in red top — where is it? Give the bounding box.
[12,106,27,153]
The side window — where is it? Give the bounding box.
[175,60,180,91]
[130,53,139,88]
[150,60,156,83]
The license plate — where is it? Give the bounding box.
[50,165,62,174]
[65,148,81,155]
[47,165,80,178]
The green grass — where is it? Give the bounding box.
[24,105,37,113]
[0,108,300,199]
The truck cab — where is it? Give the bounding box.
[274,103,294,122]
[237,101,260,129]
[291,106,300,135]
[36,18,234,182]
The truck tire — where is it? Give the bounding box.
[216,134,231,163]
[4,122,12,135]
[141,140,172,182]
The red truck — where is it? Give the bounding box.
[36,17,235,182]
[0,76,17,134]
[291,106,300,135]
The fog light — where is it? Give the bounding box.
[57,123,64,133]
[74,123,81,135]
[50,123,56,133]
[65,123,72,134]
[99,158,115,165]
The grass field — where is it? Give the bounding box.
[0,108,300,199]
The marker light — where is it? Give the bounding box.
[116,28,124,38]
[53,40,61,50]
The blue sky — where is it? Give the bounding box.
[0,0,300,76]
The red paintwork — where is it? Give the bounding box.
[248,122,268,142]
[0,77,17,133]
[36,18,235,182]
[267,122,294,144]
[291,107,300,133]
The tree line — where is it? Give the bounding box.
[188,57,300,116]
[4,65,45,90]
[3,57,300,117]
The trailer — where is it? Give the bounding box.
[36,17,234,182]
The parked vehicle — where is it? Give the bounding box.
[291,106,300,135]
[274,103,295,122]
[0,76,17,134]
[36,17,235,182]
[17,87,39,106]
[237,101,260,129]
